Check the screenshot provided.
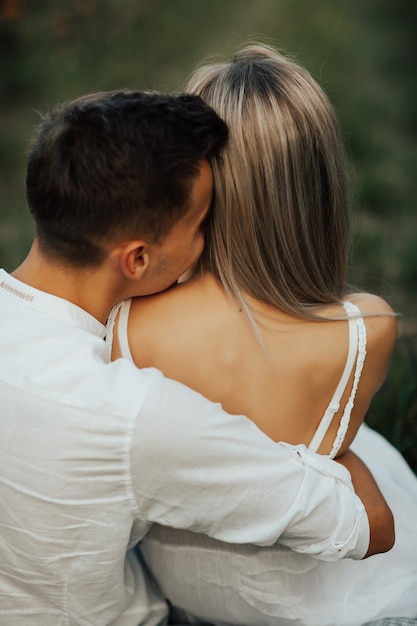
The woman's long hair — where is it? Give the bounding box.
[186,44,351,325]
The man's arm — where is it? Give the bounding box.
[128,367,389,561]
[336,449,395,557]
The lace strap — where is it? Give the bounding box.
[105,299,133,361]
[105,301,123,360]
[329,302,367,457]
[117,299,134,361]
[308,302,365,455]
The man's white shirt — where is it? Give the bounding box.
[0,269,369,625]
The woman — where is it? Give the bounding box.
[109,45,417,625]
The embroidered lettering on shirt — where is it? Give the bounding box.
[0,280,34,301]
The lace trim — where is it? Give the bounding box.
[105,301,123,360]
[308,301,367,457]
[329,310,367,458]
[116,299,133,361]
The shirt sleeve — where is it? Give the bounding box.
[130,369,370,562]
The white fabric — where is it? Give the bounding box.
[0,271,370,625]
[108,298,134,362]
[141,424,417,626]
[114,296,417,624]
[308,300,367,457]
[126,300,417,626]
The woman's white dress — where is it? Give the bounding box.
[111,299,417,626]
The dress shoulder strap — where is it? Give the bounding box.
[308,301,367,458]
[116,299,134,361]
[105,299,134,361]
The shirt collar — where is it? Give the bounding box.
[0,269,106,339]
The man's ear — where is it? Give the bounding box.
[118,241,150,281]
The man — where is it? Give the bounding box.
[0,90,393,625]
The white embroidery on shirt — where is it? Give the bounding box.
[0,280,34,301]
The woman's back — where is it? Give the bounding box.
[112,271,395,457]
[110,273,417,626]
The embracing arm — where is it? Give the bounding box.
[129,368,375,562]
[336,449,395,557]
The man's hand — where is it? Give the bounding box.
[336,449,395,558]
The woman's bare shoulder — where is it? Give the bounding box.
[347,292,397,341]
[347,292,397,384]
[348,291,396,315]
[129,277,200,318]
[130,272,223,320]
[126,275,219,366]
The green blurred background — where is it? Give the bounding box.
[1,0,416,470]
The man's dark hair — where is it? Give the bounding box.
[26,89,228,266]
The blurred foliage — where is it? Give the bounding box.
[367,334,417,472]
[0,0,416,470]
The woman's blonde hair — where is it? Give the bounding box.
[186,43,351,322]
